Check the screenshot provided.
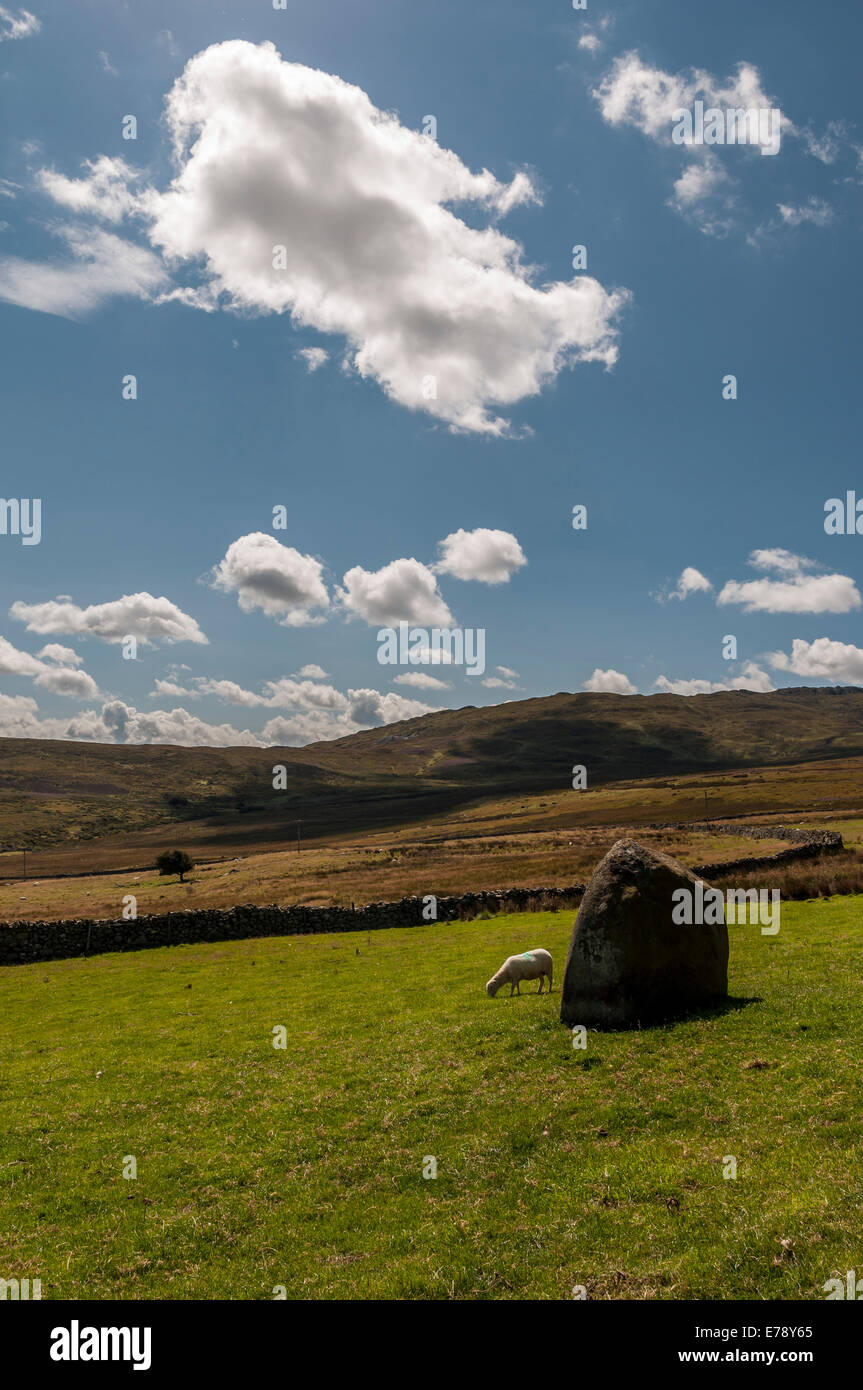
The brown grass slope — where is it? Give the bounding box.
[2,685,863,856]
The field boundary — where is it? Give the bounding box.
[0,824,843,965]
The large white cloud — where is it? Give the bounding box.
[0,693,261,746]
[105,703,264,747]
[0,679,446,746]
[258,688,438,746]
[338,557,454,627]
[717,550,860,615]
[25,40,627,432]
[210,532,330,626]
[10,591,207,644]
[434,527,527,584]
[767,637,863,684]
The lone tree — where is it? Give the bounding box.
[155,849,194,883]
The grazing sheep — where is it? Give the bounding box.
[486,949,553,998]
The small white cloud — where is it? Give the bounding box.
[592,52,809,234]
[36,666,99,699]
[262,678,348,711]
[194,678,264,707]
[434,527,527,584]
[584,667,637,694]
[777,198,834,227]
[38,156,143,224]
[157,29,180,60]
[296,346,329,373]
[670,156,727,208]
[718,550,860,614]
[346,687,437,727]
[657,566,714,602]
[0,634,98,699]
[10,592,207,645]
[0,223,166,318]
[293,663,328,680]
[37,643,82,666]
[338,557,454,627]
[210,532,330,627]
[799,121,847,165]
[149,678,197,699]
[749,547,813,575]
[0,7,40,43]
[393,671,452,690]
[654,661,774,695]
[767,637,863,684]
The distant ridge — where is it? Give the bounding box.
[2,686,863,851]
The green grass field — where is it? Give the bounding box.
[1,900,860,1300]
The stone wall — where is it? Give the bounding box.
[649,820,843,848]
[654,822,843,879]
[0,823,843,966]
[0,884,587,966]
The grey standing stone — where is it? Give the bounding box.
[560,839,728,1030]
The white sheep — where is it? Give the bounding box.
[486,948,553,998]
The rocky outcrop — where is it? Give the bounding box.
[560,839,729,1030]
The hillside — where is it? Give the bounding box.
[3,900,861,1298]
[2,685,863,857]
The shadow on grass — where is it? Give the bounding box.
[633,995,763,1032]
[692,994,762,1021]
[554,995,763,1035]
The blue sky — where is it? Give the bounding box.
[2,0,863,747]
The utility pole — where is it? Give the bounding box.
[704,791,709,825]
[297,819,302,855]
[22,847,27,880]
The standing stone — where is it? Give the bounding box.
[560,839,728,1030]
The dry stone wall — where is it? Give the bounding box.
[0,824,843,966]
